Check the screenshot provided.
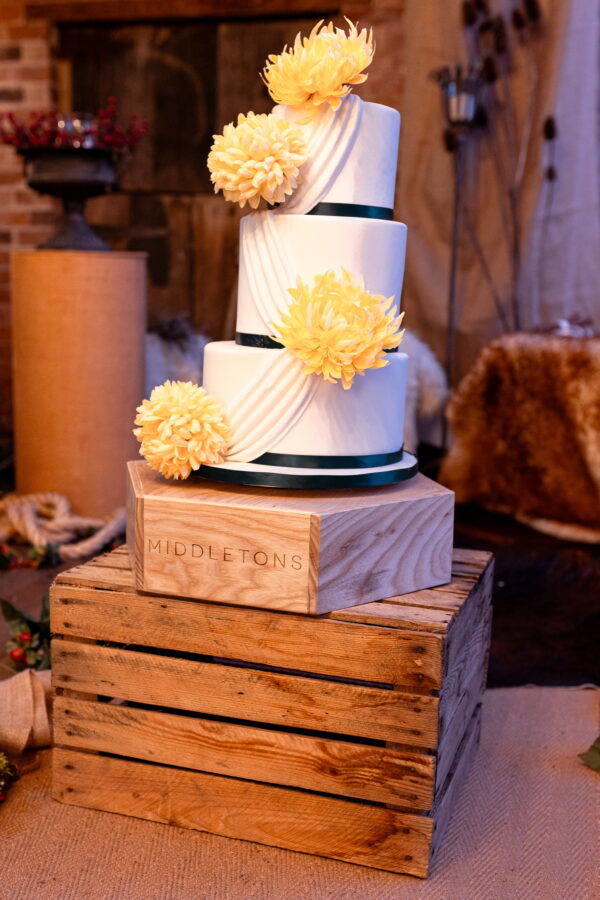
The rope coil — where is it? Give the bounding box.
[0,492,125,561]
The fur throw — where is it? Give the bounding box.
[440,333,600,542]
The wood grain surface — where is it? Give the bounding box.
[54,697,435,809]
[126,461,455,612]
[27,0,336,22]
[53,747,434,877]
[50,546,493,877]
[51,640,440,747]
[430,705,482,866]
[50,585,444,689]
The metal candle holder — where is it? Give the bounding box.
[431,66,481,394]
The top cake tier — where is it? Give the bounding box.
[273,98,400,213]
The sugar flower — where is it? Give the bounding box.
[262,19,374,119]
[273,270,404,389]
[207,112,307,209]
[134,381,230,480]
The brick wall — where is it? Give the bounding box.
[0,4,55,438]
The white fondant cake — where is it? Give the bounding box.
[237,212,407,336]
[133,23,417,488]
[204,342,408,459]
[201,94,411,483]
[196,26,414,487]
[272,98,400,212]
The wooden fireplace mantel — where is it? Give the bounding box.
[24,0,379,23]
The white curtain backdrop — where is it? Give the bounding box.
[520,0,600,327]
[387,0,600,382]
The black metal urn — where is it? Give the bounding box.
[21,147,117,251]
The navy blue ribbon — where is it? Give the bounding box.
[199,457,418,490]
[308,202,394,220]
[235,333,399,353]
[251,449,404,469]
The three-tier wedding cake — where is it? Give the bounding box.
[134,20,417,489]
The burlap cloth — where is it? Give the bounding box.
[440,334,600,542]
[0,669,51,756]
[1,686,598,899]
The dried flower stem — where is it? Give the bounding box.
[462,193,511,331]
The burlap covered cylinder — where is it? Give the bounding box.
[11,250,146,517]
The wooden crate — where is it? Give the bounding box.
[50,546,493,878]
[126,460,455,614]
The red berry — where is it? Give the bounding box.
[9,647,25,663]
[17,632,32,643]
[0,793,6,803]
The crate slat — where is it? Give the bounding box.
[54,697,435,809]
[53,747,434,877]
[52,640,440,747]
[50,586,444,690]
[430,705,482,866]
[329,602,453,632]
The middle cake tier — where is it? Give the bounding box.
[203,341,408,460]
[236,212,408,339]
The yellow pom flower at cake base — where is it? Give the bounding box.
[262,19,374,119]
[133,381,230,480]
[273,270,404,390]
[207,112,308,209]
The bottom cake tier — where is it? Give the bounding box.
[204,341,408,458]
[202,341,412,488]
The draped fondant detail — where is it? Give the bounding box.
[221,95,395,464]
[240,96,370,335]
[272,95,363,216]
[224,348,319,462]
[242,210,296,330]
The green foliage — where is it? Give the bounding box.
[2,593,51,671]
[579,735,600,775]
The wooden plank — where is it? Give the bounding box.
[190,194,243,341]
[50,584,444,689]
[382,583,468,612]
[435,631,489,790]
[216,18,319,128]
[53,747,433,877]
[317,486,454,612]
[451,548,494,569]
[56,555,135,592]
[58,532,480,596]
[54,697,435,810]
[51,640,439,746]
[329,602,453,633]
[89,547,131,569]
[434,560,492,788]
[54,544,489,621]
[443,557,495,681]
[27,0,337,22]
[141,493,315,613]
[430,705,482,872]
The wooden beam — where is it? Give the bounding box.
[25,0,338,23]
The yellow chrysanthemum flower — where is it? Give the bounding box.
[273,270,404,390]
[133,381,230,480]
[207,112,308,209]
[262,19,374,119]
